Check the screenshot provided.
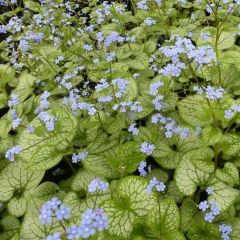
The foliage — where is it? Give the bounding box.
[0,0,240,239]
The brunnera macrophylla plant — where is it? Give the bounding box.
[0,0,240,239]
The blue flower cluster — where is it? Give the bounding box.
[224,104,240,119]
[138,161,151,177]
[5,145,22,161]
[10,109,21,129]
[72,152,88,164]
[144,17,156,26]
[39,197,71,224]
[140,141,156,156]
[137,0,162,10]
[128,123,139,135]
[198,200,220,223]
[8,93,19,107]
[66,208,108,239]
[106,52,116,62]
[38,111,57,132]
[219,224,232,240]
[158,36,216,78]
[149,81,164,96]
[46,232,61,240]
[35,91,51,114]
[63,89,96,115]
[113,101,143,113]
[151,113,191,139]
[147,177,166,193]
[193,85,224,100]
[88,178,109,193]
[95,77,128,104]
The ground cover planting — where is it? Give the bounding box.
[0,0,240,239]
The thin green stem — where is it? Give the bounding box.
[59,220,67,233]
[64,156,76,173]
[207,99,217,127]
[111,6,132,51]
[93,191,100,209]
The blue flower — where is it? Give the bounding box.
[83,44,93,51]
[198,200,209,212]
[112,78,128,98]
[204,212,214,223]
[149,81,164,96]
[200,201,220,223]
[137,0,149,10]
[78,224,95,239]
[144,18,156,26]
[81,209,96,225]
[38,111,57,132]
[138,161,148,177]
[79,208,109,238]
[106,52,116,62]
[39,205,52,225]
[128,123,139,135]
[5,146,22,161]
[39,198,71,224]
[47,197,61,210]
[55,56,64,65]
[46,232,61,240]
[66,225,81,239]
[152,95,165,110]
[219,224,232,240]
[205,86,224,100]
[206,187,214,195]
[92,208,109,232]
[8,94,19,107]
[19,39,29,53]
[147,177,166,193]
[55,205,71,221]
[95,79,109,91]
[98,96,113,103]
[156,182,166,192]
[0,25,7,33]
[88,178,109,193]
[224,109,234,119]
[211,204,220,216]
[140,142,155,155]
[72,152,88,163]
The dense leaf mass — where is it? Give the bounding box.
[0,0,240,239]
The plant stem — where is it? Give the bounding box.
[207,99,217,127]
[64,156,75,173]
[59,220,67,233]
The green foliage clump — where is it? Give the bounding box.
[0,0,240,239]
